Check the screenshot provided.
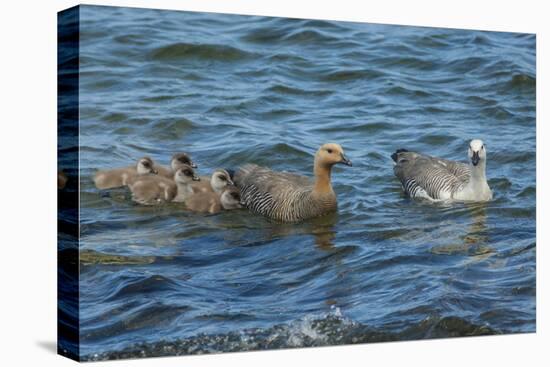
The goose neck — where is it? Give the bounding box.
[313,159,333,194]
[470,160,487,182]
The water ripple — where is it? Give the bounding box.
[150,42,255,62]
[73,5,536,359]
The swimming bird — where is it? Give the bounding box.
[93,157,157,189]
[128,165,200,205]
[156,153,197,179]
[185,186,243,213]
[191,169,234,194]
[234,143,352,222]
[391,139,492,202]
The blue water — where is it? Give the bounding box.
[73,5,535,360]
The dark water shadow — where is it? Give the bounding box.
[261,212,339,251]
[35,340,57,354]
[431,203,493,258]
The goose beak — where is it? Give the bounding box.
[152,169,158,174]
[239,201,246,207]
[227,179,235,186]
[192,175,201,181]
[471,151,480,166]
[340,154,352,166]
[190,162,198,168]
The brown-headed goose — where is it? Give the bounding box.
[234,143,352,222]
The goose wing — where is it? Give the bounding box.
[436,158,471,182]
[393,151,469,200]
[235,164,312,194]
[234,164,312,214]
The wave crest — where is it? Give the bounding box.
[83,308,499,361]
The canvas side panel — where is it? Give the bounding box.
[57,5,80,362]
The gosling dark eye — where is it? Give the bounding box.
[482,145,485,150]
[231,193,239,199]
[327,149,333,154]
[184,170,191,175]
[179,158,189,164]
[219,176,227,181]
[142,162,150,167]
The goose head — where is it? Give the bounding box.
[211,169,234,193]
[171,152,197,171]
[220,187,243,210]
[468,139,486,167]
[136,157,157,174]
[174,165,200,184]
[315,143,352,167]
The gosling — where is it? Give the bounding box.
[185,186,243,213]
[191,169,234,193]
[156,152,197,179]
[128,165,200,205]
[94,157,157,189]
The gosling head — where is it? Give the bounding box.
[210,169,234,193]
[316,143,352,167]
[136,157,158,175]
[174,165,200,184]
[468,139,486,167]
[220,187,243,210]
[171,152,197,171]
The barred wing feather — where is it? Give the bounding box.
[234,164,316,221]
[393,152,470,200]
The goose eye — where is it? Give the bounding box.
[142,162,150,167]
[327,149,333,154]
[219,176,227,181]
[184,170,191,175]
[231,193,239,199]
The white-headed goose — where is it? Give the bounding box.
[391,139,492,202]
